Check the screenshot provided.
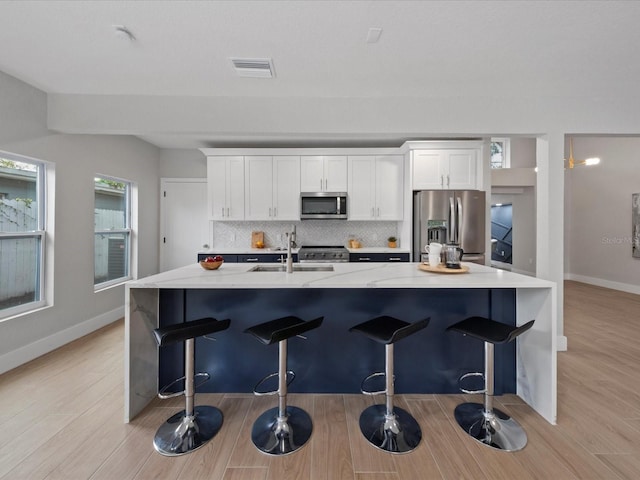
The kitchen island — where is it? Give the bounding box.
[125,262,556,424]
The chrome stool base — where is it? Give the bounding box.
[454,402,527,452]
[251,406,313,456]
[153,405,223,456]
[359,404,422,454]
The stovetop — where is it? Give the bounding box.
[298,245,350,262]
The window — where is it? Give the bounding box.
[94,176,131,289]
[491,138,511,169]
[0,152,46,319]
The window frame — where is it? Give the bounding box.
[490,137,511,169]
[93,174,132,290]
[0,151,47,320]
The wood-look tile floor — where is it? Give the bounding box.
[1,280,639,479]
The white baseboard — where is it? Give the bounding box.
[0,306,124,375]
[557,335,567,351]
[564,273,640,296]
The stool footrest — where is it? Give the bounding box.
[158,372,210,400]
[360,372,388,396]
[458,372,486,394]
[253,370,295,396]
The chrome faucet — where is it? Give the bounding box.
[285,230,294,273]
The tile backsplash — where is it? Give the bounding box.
[212,221,399,249]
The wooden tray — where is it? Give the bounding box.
[418,263,469,274]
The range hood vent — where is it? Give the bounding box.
[230,58,275,78]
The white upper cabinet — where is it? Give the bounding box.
[207,156,245,220]
[348,155,403,220]
[412,149,478,190]
[272,156,300,220]
[245,156,300,221]
[300,155,348,192]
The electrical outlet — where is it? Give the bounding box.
[372,233,378,241]
[230,233,236,242]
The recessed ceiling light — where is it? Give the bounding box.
[230,58,275,78]
[366,27,383,44]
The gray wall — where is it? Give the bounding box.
[565,136,640,293]
[0,71,49,144]
[0,71,161,371]
[510,137,537,168]
[159,148,206,178]
[490,134,640,293]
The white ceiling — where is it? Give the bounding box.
[1,0,639,148]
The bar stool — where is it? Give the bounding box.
[349,316,430,454]
[244,315,324,455]
[152,316,231,456]
[446,316,535,452]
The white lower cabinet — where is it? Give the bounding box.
[348,155,403,220]
[245,156,300,220]
[207,156,245,220]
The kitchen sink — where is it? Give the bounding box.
[249,265,334,272]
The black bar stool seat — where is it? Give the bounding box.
[244,315,321,345]
[152,317,230,456]
[446,316,535,452]
[154,316,231,346]
[245,315,323,456]
[446,316,534,344]
[349,315,430,454]
[349,316,430,344]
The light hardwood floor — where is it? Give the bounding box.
[1,280,639,479]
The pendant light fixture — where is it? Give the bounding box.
[566,138,601,169]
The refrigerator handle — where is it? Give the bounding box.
[456,196,463,245]
[449,196,456,244]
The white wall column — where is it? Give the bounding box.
[536,133,566,351]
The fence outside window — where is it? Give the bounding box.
[94,176,132,289]
[0,154,45,318]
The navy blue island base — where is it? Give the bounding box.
[158,288,516,396]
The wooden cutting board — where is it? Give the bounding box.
[418,263,469,274]
[251,231,264,248]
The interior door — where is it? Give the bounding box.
[160,178,209,271]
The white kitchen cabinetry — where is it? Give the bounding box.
[244,156,300,221]
[300,155,348,192]
[207,156,245,220]
[412,149,478,190]
[348,155,403,220]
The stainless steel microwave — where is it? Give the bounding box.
[300,192,347,219]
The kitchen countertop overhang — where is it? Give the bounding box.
[127,262,554,290]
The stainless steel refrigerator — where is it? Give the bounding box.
[413,190,486,264]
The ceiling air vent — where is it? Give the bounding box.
[230,58,275,78]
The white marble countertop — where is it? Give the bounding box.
[127,262,555,290]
